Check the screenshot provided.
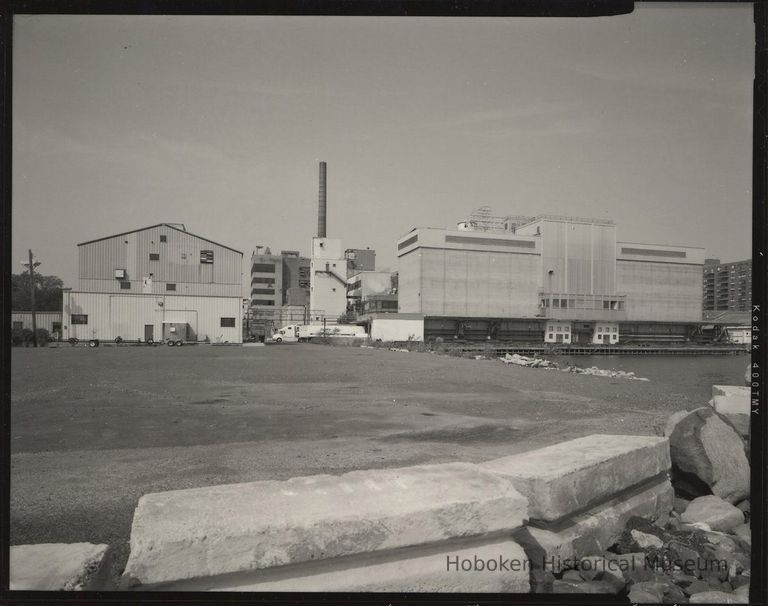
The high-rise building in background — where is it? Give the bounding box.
[703,258,752,312]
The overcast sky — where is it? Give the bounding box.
[13,4,754,290]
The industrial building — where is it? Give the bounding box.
[345,248,376,277]
[62,223,243,343]
[397,212,706,343]
[309,162,348,321]
[11,311,63,339]
[249,247,311,308]
[346,270,392,313]
[703,258,752,312]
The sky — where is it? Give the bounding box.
[13,4,754,291]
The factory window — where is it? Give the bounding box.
[252,300,275,306]
[560,299,568,308]
[547,333,553,340]
[72,314,88,325]
[119,281,131,289]
[252,288,275,295]
[200,250,214,264]
[166,283,176,291]
[252,263,275,273]
[252,277,274,284]
[220,317,236,327]
[149,253,160,261]
[298,280,310,288]
[160,235,167,242]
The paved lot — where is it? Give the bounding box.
[11,343,712,585]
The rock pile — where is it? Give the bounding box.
[539,509,750,603]
[561,365,650,380]
[500,353,558,368]
[535,393,751,602]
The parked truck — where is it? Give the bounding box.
[271,324,367,343]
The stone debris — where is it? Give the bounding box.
[533,509,751,602]
[665,407,750,503]
[499,353,558,368]
[681,496,745,534]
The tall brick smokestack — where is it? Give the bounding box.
[318,161,327,238]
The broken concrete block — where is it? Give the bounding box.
[197,537,531,592]
[665,407,750,503]
[122,462,528,588]
[681,496,744,533]
[712,385,750,399]
[10,543,112,591]
[512,477,673,573]
[480,434,670,521]
[711,394,750,438]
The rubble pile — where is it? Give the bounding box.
[534,390,751,603]
[499,354,650,381]
[499,353,559,369]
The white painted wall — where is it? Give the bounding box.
[370,318,424,342]
[62,291,242,343]
[543,321,572,344]
[592,322,619,345]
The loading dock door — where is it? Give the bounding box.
[144,325,154,342]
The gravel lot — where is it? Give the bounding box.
[10,343,725,585]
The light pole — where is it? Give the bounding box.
[21,250,42,348]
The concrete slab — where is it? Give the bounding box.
[512,477,674,573]
[165,537,531,592]
[712,385,750,399]
[479,434,670,521]
[122,462,528,588]
[10,543,112,591]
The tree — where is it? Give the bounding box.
[11,273,64,311]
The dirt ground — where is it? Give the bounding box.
[10,343,710,585]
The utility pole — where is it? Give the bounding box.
[22,250,41,348]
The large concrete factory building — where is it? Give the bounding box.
[397,212,705,343]
[62,223,243,343]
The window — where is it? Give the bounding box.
[120,281,131,289]
[548,333,553,340]
[72,314,88,325]
[252,263,275,273]
[52,322,62,332]
[166,283,176,291]
[220,317,236,327]
[252,288,275,295]
[12,321,23,330]
[252,300,275,306]
[160,235,167,242]
[200,250,214,264]
[149,253,160,261]
[252,277,274,284]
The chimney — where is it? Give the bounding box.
[318,161,327,238]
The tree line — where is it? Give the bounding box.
[11,273,64,311]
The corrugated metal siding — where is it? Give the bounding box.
[78,226,242,296]
[541,220,616,295]
[11,312,62,332]
[62,291,242,343]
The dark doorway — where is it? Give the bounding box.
[144,324,154,342]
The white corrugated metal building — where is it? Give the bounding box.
[62,224,243,343]
[11,312,63,336]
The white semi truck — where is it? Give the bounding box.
[271,324,367,343]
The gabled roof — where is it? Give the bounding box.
[77,223,243,255]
